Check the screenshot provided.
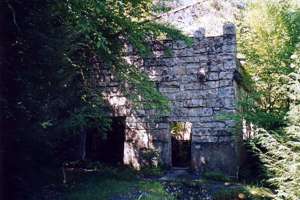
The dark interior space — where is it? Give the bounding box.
[86,117,126,165]
[171,136,191,167]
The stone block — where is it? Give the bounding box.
[207,72,219,80]
[160,81,180,88]
[219,71,234,80]
[173,40,189,49]
[214,129,232,136]
[219,87,235,97]
[205,81,219,89]
[186,64,200,75]
[174,48,194,57]
[223,60,236,70]
[219,80,232,87]
[223,45,236,53]
[218,136,233,142]
[193,122,225,129]
[183,99,205,108]
[192,135,218,143]
[159,87,180,93]
[126,122,148,130]
[184,83,202,90]
[149,122,169,130]
[193,108,213,117]
[198,89,219,98]
[179,56,200,63]
[210,63,222,72]
[193,128,211,136]
[181,74,198,83]
[205,98,223,107]
[173,66,187,75]
[163,93,177,101]
[175,92,192,100]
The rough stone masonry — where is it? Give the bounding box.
[92,1,244,176]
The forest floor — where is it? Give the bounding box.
[29,165,274,200]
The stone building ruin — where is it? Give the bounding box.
[87,1,244,176]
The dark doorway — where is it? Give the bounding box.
[86,117,126,165]
[172,138,191,167]
[171,122,192,167]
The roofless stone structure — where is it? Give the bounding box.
[89,2,243,176]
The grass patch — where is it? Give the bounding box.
[64,176,174,200]
[138,181,174,200]
[213,186,274,200]
[203,171,232,182]
[65,176,136,200]
[62,166,173,200]
[140,165,165,178]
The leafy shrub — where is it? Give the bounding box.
[213,186,273,200]
[203,171,232,182]
[140,148,161,167]
[140,165,165,177]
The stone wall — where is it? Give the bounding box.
[93,23,241,176]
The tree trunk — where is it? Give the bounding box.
[79,128,87,160]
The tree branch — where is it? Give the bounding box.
[6,0,21,32]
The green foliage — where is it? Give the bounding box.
[170,122,186,136]
[202,172,231,182]
[56,0,191,115]
[238,92,287,130]
[65,176,136,200]
[246,128,300,199]
[140,148,161,167]
[244,51,300,198]
[1,0,190,198]
[62,167,172,200]
[238,0,300,129]
[140,165,165,178]
[152,0,173,14]
[138,181,174,200]
[213,186,274,200]
[237,2,300,199]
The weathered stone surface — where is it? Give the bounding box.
[193,122,226,129]
[191,142,239,176]
[222,97,236,109]
[219,87,235,97]
[183,99,205,108]
[193,135,218,143]
[207,72,219,80]
[219,71,234,79]
[95,22,241,176]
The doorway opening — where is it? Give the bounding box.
[171,122,192,167]
[86,117,126,165]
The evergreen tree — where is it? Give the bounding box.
[238,1,300,198]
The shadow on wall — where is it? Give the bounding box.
[87,23,241,176]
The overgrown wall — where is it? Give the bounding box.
[93,24,241,176]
